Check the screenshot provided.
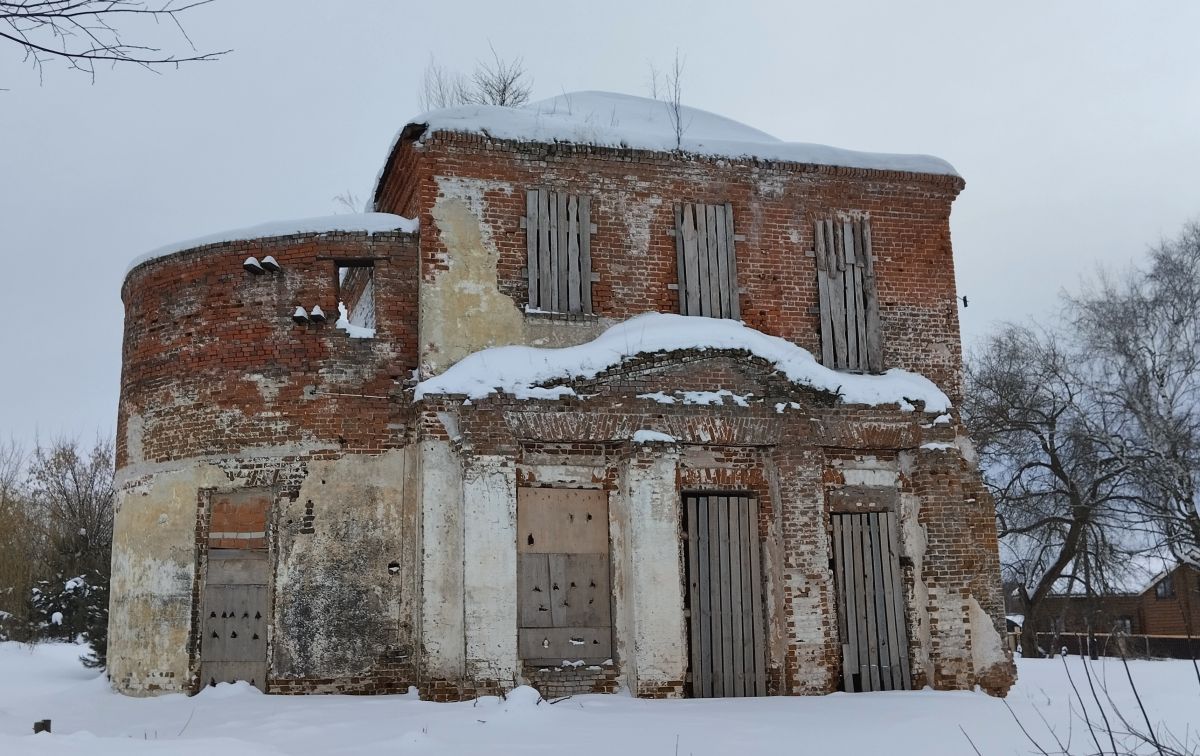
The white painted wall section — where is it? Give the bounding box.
[462,455,518,682]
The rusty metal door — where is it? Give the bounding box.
[683,494,766,697]
[201,549,268,691]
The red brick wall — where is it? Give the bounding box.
[377,132,966,398]
[117,231,419,468]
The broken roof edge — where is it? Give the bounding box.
[413,312,952,413]
[370,91,962,209]
[124,212,419,280]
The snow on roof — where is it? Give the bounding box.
[414,312,951,412]
[125,213,418,278]
[378,91,956,194]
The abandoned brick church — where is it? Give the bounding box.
[109,92,1015,700]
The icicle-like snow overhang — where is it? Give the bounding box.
[414,313,951,412]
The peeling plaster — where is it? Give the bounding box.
[620,452,687,692]
[423,188,524,375]
[461,456,518,681]
[968,596,1009,673]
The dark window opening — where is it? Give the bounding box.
[1155,574,1175,599]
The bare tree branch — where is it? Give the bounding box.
[1,0,228,84]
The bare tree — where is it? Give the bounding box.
[965,326,1145,656]
[333,189,363,214]
[1073,221,1200,565]
[26,436,115,580]
[416,44,531,111]
[0,438,34,640]
[655,49,688,149]
[467,42,530,107]
[416,53,471,111]
[1,0,228,83]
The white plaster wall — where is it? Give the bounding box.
[621,452,687,690]
[419,439,465,679]
[271,448,417,678]
[462,456,518,681]
[108,462,232,695]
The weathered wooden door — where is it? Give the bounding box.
[517,488,612,664]
[683,494,766,697]
[201,549,269,691]
[831,512,911,692]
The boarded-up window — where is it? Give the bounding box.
[674,202,740,319]
[524,190,593,314]
[814,217,882,372]
[517,488,611,664]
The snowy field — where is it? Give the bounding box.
[1,643,1197,755]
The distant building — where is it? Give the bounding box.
[1034,564,1200,637]
[108,92,1014,700]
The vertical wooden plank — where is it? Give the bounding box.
[835,515,858,691]
[747,497,766,696]
[556,192,570,313]
[682,204,702,316]
[876,512,903,690]
[814,221,836,368]
[697,496,713,698]
[713,204,730,318]
[840,219,860,371]
[537,189,552,313]
[567,195,581,314]
[861,515,882,691]
[869,514,894,689]
[547,192,561,312]
[707,495,723,695]
[830,516,845,685]
[704,204,722,317]
[850,514,870,688]
[723,204,741,320]
[518,553,552,627]
[861,218,883,373]
[686,496,703,697]
[885,511,912,689]
[579,196,592,314]
[738,496,755,695]
[526,190,540,309]
[728,496,746,696]
[717,496,733,696]
[695,204,713,317]
[841,515,861,691]
[848,219,867,371]
[674,204,688,316]
[826,218,848,369]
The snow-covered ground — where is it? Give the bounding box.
[1,643,1197,755]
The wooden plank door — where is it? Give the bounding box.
[201,549,269,691]
[517,488,612,664]
[684,494,765,697]
[831,511,911,692]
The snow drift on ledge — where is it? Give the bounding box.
[125,213,418,277]
[381,91,957,185]
[414,312,951,412]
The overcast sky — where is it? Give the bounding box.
[2,0,1198,451]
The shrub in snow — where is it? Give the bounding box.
[27,569,109,668]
